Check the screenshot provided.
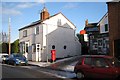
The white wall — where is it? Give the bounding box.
[42,13,81,60]
[43,13,81,60]
[42,13,76,47]
[46,27,81,59]
[98,13,109,33]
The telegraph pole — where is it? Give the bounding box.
[8,18,11,55]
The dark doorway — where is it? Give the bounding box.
[114,39,120,59]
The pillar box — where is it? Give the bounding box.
[51,50,56,62]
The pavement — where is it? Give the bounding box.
[28,55,80,72]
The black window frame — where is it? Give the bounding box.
[105,24,108,31]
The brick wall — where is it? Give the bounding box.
[107,2,120,56]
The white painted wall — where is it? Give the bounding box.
[98,13,109,33]
[42,13,81,61]
[46,27,81,59]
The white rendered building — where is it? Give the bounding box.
[19,7,81,61]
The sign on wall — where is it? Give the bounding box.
[84,34,88,42]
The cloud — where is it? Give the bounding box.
[1,2,40,15]
[63,3,79,9]
[2,8,22,15]
[37,0,45,3]
[16,3,38,9]
[2,0,46,2]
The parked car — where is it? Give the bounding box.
[0,53,9,63]
[74,55,120,80]
[7,53,28,66]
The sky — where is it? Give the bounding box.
[1,0,109,43]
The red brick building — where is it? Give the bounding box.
[107,2,120,58]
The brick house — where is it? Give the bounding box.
[107,2,120,58]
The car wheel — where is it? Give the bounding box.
[76,72,85,80]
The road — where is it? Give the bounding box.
[1,64,71,80]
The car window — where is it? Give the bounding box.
[92,58,109,68]
[14,55,21,57]
[107,58,120,67]
[84,57,92,65]
[3,55,9,58]
[14,54,24,58]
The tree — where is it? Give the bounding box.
[11,39,19,53]
[76,33,89,55]
[0,42,8,53]
[76,33,84,43]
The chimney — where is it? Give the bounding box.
[85,19,88,26]
[40,7,50,21]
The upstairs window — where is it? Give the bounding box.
[57,19,61,26]
[35,26,39,35]
[105,24,108,31]
[23,30,27,37]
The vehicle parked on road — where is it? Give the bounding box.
[0,53,9,63]
[74,55,120,80]
[7,53,28,66]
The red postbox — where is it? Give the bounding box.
[51,50,56,62]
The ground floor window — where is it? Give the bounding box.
[20,42,29,53]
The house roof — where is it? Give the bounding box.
[84,23,99,32]
[19,12,76,31]
[85,23,98,28]
[97,12,108,25]
[19,20,41,31]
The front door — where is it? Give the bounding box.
[36,44,41,62]
[25,42,29,59]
